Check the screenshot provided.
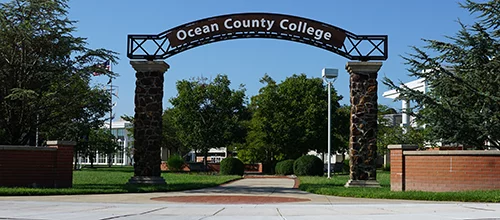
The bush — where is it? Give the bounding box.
[167,154,185,172]
[293,155,324,176]
[275,159,295,175]
[382,164,391,171]
[220,157,244,176]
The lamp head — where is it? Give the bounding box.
[322,68,338,79]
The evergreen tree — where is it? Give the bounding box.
[384,0,500,148]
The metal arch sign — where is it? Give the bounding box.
[127,13,388,61]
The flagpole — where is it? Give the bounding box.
[109,61,114,166]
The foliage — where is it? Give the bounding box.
[377,105,427,155]
[167,154,185,172]
[220,157,244,176]
[299,171,500,202]
[169,75,247,165]
[384,0,500,149]
[0,0,118,145]
[293,155,324,176]
[239,74,346,167]
[275,159,295,175]
[83,128,117,168]
[162,109,187,157]
[0,166,241,195]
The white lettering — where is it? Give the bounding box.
[211,23,219,32]
[324,32,331,40]
[280,19,289,30]
[266,20,274,31]
[177,30,187,40]
[260,18,266,27]
[224,18,233,29]
[203,25,210,33]
[242,20,250,28]
[233,20,241,28]
[188,29,195,37]
[314,29,323,40]
[306,27,314,35]
[195,27,202,35]
[289,23,297,31]
[252,19,260,27]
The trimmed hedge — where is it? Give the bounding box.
[275,159,295,175]
[167,154,184,172]
[293,155,324,176]
[220,157,244,176]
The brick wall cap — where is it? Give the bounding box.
[404,150,500,156]
[388,144,418,150]
[46,141,77,146]
[0,145,57,151]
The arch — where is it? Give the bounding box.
[127,13,388,61]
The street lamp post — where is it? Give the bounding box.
[322,68,338,179]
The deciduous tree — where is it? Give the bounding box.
[0,0,118,146]
[169,75,247,168]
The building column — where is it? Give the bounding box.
[127,61,169,185]
[345,62,382,188]
[401,99,411,133]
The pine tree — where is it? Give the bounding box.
[384,0,500,148]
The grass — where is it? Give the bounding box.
[299,170,500,203]
[0,166,241,196]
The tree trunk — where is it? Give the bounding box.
[203,153,208,173]
[74,151,78,170]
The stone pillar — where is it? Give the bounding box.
[345,62,382,188]
[127,61,169,185]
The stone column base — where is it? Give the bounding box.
[345,180,381,188]
[127,176,166,185]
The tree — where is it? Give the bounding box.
[0,0,117,145]
[169,75,247,169]
[162,108,187,158]
[239,74,345,170]
[84,128,117,168]
[377,105,427,156]
[384,0,500,149]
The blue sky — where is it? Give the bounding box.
[67,0,474,119]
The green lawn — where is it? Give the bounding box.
[299,171,500,203]
[0,166,241,196]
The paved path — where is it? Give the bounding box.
[1,177,499,219]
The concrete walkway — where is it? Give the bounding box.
[1,177,499,219]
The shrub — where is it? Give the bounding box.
[275,159,295,175]
[293,155,324,176]
[382,164,391,171]
[167,154,185,172]
[220,157,244,176]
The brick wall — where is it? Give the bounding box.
[0,141,75,188]
[389,145,500,192]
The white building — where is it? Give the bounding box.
[382,78,428,130]
[80,119,134,166]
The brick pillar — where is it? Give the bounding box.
[127,61,169,185]
[388,144,418,191]
[47,141,75,188]
[345,62,382,188]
